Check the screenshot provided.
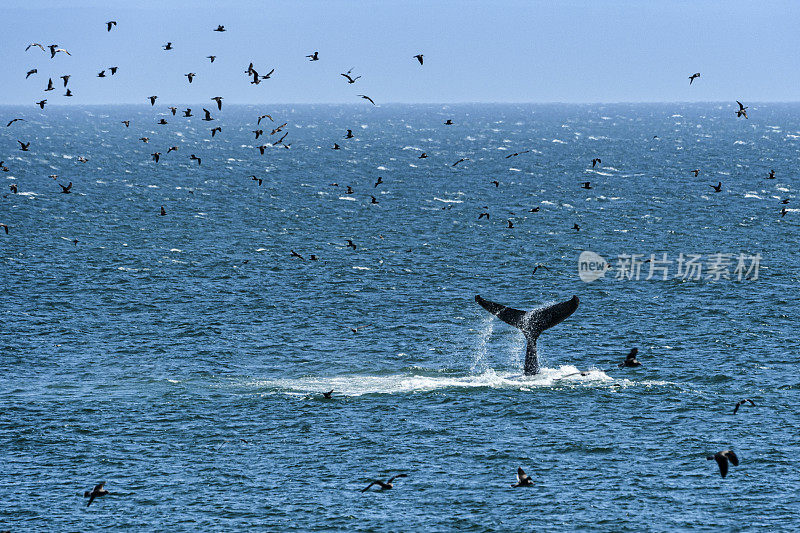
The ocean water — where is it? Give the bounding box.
[2,103,799,531]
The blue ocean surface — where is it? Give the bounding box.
[2,103,799,531]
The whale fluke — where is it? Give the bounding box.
[475,295,579,375]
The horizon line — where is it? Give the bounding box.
[0,100,797,107]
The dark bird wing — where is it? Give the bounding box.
[387,473,407,484]
[714,454,729,478]
[733,401,741,415]
[723,450,739,467]
[361,481,378,493]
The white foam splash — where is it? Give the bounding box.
[251,366,614,397]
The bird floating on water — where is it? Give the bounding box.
[511,467,533,487]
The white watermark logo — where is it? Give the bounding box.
[578,251,611,282]
[578,252,761,282]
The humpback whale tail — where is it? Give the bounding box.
[475,295,579,375]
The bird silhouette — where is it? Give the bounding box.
[707,450,739,478]
[84,482,108,507]
[413,54,423,65]
[733,399,755,415]
[361,474,407,492]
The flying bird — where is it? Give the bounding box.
[306,51,319,61]
[767,169,775,179]
[26,43,46,52]
[148,95,157,106]
[710,182,722,192]
[25,69,37,79]
[183,108,192,117]
[452,158,469,167]
[214,25,226,32]
[413,54,423,65]
[358,94,376,105]
[190,154,201,165]
[45,78,54,91]
[211,127,221,137]
[592,158,601,167]
[64,89,73,97]
[505,150,530,158]
[61,74,70,86]
[84,482,108,507]
[167,146,178,153]
[444,119,453,125]
[532,264,550,275]
[257,114,273,124]
[18,140,30,151]
[733,399,755,415]
[163,42,173,50]
[691,169,700,177]
[361,474,407,492]
[341,72,361,84]
[106,20,117,31]
[151,152,161,162]
[374,176,383,187]
[160,206,167,216]
[322,390,334,399]
[97,70,106,78]
[345,240,357,250]
[207,55,216,63]
[6,119,24,127]
[157,118,168,125]
[109,66,118,75]
[185,72,196,83]
[707,450,739,478]
[211,96,223,110]
[736,101,748,119]
[60,182,72,193]
[689,72,700,84]
[202,109,214,121]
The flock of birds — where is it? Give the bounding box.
[3,20,779,508]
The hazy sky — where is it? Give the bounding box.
[1,0,796,105]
